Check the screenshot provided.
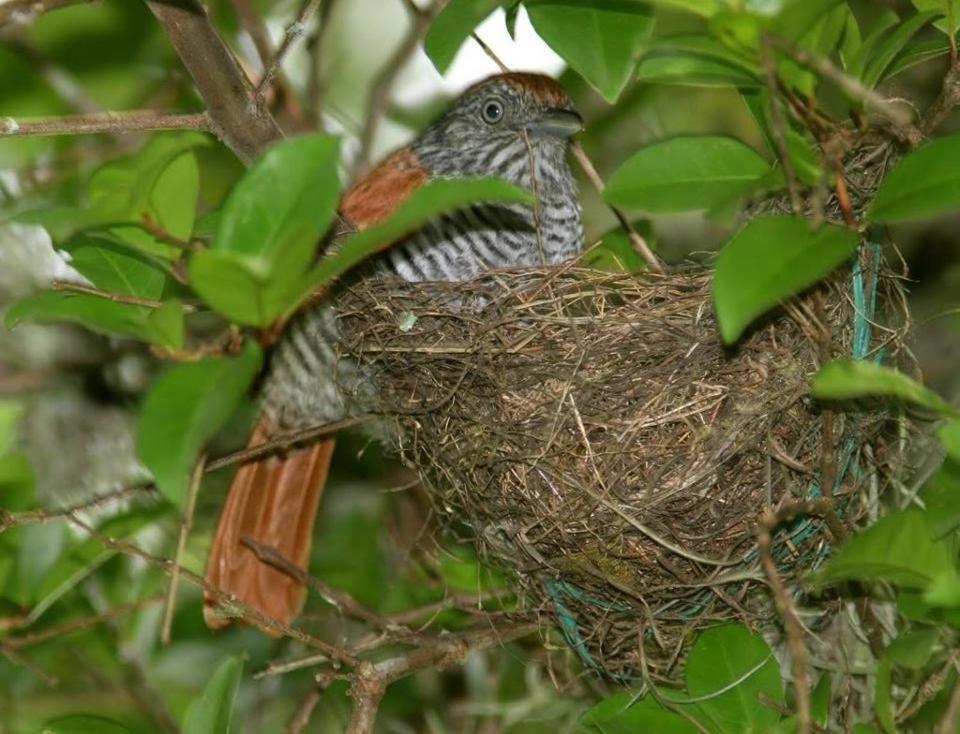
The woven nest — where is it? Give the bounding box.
[334,251,910,681]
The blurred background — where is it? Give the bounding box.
[1,0,959,732]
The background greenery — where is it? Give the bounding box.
[1,0,960,732]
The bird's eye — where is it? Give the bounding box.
[481,98,505,124]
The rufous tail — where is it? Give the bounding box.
[204,417,335,631]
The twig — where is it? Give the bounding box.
[287,687,323,734]
[354,0,439,174]
[570,143,663,273]
[50,279,164,309]
[0,483,154,533]
[205,416,368,472]
[0,0,91,26]
[920,57,960,137]
[760,36,802,215]
[144,0,283,164]
[757,506,811,734]
[471,32,509,73]
[936,672,960,734]
[0,110,209,138]
[160,454,206,644]
[256,0,323,97]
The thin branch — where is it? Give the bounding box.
[50,279,165,309]
[0,0,91,27]
[354,0,439,174]
[920,57,960,137]
[256,0,323,98]
[471,32,509,73]
[144,0,283,164]
[287,687,323,734]
[205,416,369,472]
[160,454,206,644]
[760,36,802,215]
[0,483,155,533]
[0,110,209,138]
[570,143,663,274]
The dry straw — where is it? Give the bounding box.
[334,248,910,681]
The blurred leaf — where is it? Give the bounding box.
[861,10,941,88]
[811,674,831,726]
[785,128,823,185]
[710,11,763,54]
[811,360,958,416]
[675,623,783,733]
[853,725,882,734]
[148,299,185,351]
[604,136,769,213]
[40,714,135,734]
[191,134,340,326]
[646,34,758,72]
[16,522,64,604]
[424,0,506,73]
[912,0,960,36]
[846,9,900,79]
[582,223,651,273]
[137,342,261,506]
[817,510,954,588]
[643,0,718,15]
[69,242,166,299]
[580,691,698,734]
[869,133,960,223]
[875,656,894,734]
[921,459,960,538]
[772,0,844,41]
[713,216,858,344]
[4,291,177,347]
[886,628,939,669]
[305,177,533,293]
[526,1,655,102]
[636,54,761,87]
[0,400,24,456]
[885,37,953,80]
[938,419,960,462]
[182,655,244,734]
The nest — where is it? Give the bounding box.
[334,253,910,680]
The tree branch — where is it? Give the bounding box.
[0,0,91,27]
[255,0,323,98]
[143,0,283,164]
[0,110,209,138]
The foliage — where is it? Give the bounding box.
[2,0,960,731]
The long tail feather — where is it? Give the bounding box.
[204,418,335,631]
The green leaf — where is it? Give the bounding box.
[817,510,954,588]
[137,342,261,506]
[191,134,341,326]
[886,629,939,669]
[810,674,831,726]
[424,0,506,73]
[182,655,244,734]
[713,216,858,344]
[885,37,953,81]
[773,0,845,42]
[604,136,769,213]
[861,10,941,88]
[811,360,958,416]
[853,725,882,734]
[938,419,960,462]
[678,623,783,734]
[16,522,64,604]
[870,134,960,223]
[5,291,156,343]
[875,655,894,734]
[636,54,761,87]
[212,134,339,262]
[305,177,533,293]
[921,458,960,538]
[846,9,900,79]
[643,0,718,16]
[912,0,960,36]
[148,299,185,351]
[69,242,166,299]
[526,1,655,103]
[580,691,699,734]
[40,714,135,734]
[582,223,651,273]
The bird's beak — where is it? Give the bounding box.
[528,108,583,138]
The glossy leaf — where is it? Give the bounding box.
[424,0,505,73]
[526,1,655,102]
[869,133,960,223]
[713,216,858,344]
[182,655,244,734]
[811,360,958,416]
[305,177,532,292]
[604,136,769,213]
[817,510,954,588]
[40,715,135,734]
[137,342,261,506]
[69,243,166,299]
[680,623,783,734]
[580,691,698,734]
[912,0,960,36]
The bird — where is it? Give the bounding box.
[203,72,585,631]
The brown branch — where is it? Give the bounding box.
[287,687,323,734]
[0,0,91,26]
[50,279,165,309]
[354,0,439,174]
[0,483,155,533]
[761,37,802,215]
[471,31,509,73]
[920,57,960,137]
[143,0,283,164]
[570,142,664,274]
[757,505,811,734]
[256,0,323,97]
[205,416,369,472]
[160,454,205,644]
[0,110,209,138]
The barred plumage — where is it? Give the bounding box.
[264,73,584,430]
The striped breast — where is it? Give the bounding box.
[263,140,582,430]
